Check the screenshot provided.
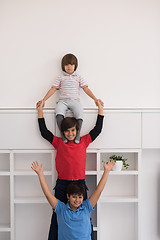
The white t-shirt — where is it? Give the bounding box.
[53,72,88,99]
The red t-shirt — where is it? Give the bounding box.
[52,134,92,180]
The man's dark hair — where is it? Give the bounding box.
[66,182,86,198]
[61,117,79,133]
[61,53,78,72]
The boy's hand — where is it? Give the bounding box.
[104,159,115,172]
[31,161,43,176]
[96,99,104,108]
[36,101,44,118]
[96,99,103,115]
[95,99,104,107]
[36,100,44,110]
[36,100,45,108]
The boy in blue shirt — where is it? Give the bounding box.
[31,159,115,240]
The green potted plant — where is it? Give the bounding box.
[109,154,129,171]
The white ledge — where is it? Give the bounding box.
[0,107,160,113]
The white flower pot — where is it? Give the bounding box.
[112,160,123,171]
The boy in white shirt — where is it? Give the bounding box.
[36,53,103,143]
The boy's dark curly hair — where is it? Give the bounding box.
[66,182,86,198]
[61,117,79,133]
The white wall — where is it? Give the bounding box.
[1,1,160,240]
[1,0,160,108]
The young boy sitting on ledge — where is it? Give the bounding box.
[31,159,115,240]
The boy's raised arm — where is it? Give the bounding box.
[31,161,57,209]
[37,103,54,144]
[97,99,103,116]
[37,103,44,118]
[89,100,104,141]
[89,159,115,208]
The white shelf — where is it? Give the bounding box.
[99,148,141,153]
[14,197,48,204]
[109,170,138,175]
[0,140,141,239]
[100,196,139,203]
[85,171,97,175]
[0,224,11,232]
[13,171,52,176]
[0,171,10,176]
[12,149,54,153]
[1,109,159,240]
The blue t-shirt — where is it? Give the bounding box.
[55,199,93,240]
